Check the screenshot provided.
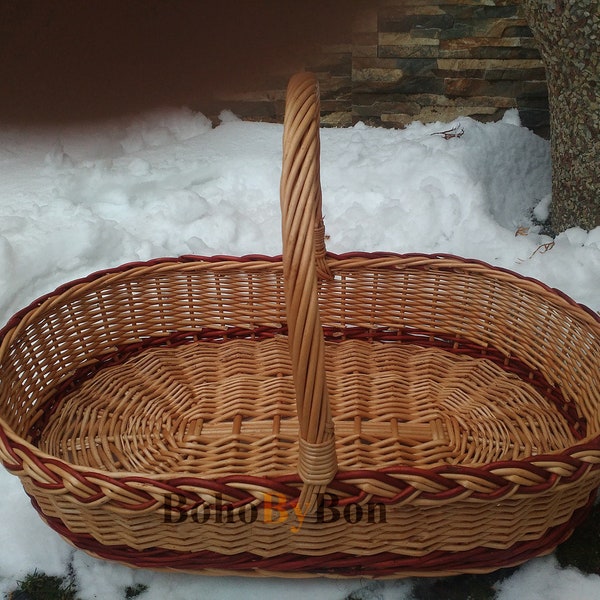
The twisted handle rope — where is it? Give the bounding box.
[281,72,337,513]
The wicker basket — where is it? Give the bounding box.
[1,72,600,579]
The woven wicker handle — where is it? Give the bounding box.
[281,72,337,514]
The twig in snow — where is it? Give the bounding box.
[431,123,464,140]
[529,241,555,258]
[516,241,556,263]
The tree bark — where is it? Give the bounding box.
[522,0,600,232]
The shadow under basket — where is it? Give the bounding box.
[1,72,600,579]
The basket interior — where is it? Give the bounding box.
[38,333,580,476]
[1,255,600,479]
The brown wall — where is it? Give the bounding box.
[0,0,358,123]
[0,1,548,135]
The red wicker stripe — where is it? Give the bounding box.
[3,405,599,510]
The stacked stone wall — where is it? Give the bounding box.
[214,0,549,136]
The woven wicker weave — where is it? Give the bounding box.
[1,72,600,578]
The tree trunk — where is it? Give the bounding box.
[522,0,600,233]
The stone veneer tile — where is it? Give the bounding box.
[211,0,547,134]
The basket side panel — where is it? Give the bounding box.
[318,260,600,434]
[0,262,285,440]
[24,470,600,575]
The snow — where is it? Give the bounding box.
[0,105,599,599]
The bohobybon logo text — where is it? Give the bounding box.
[164,492,386,533]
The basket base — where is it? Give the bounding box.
[38,331,581,477]
[33,493,594,578]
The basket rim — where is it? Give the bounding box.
[2,250,599,340]
[1,250,600,503]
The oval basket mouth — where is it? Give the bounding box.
[1,250,600,500]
